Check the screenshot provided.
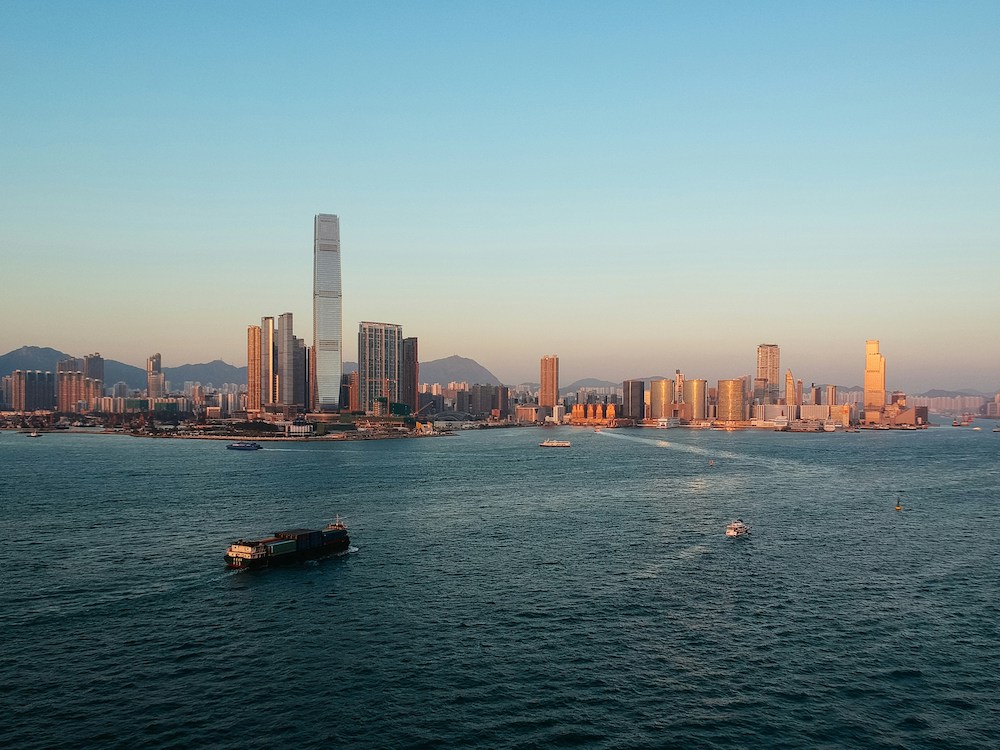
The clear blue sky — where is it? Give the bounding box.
[2,1,998,391]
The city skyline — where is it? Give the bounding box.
[2,4,998,391]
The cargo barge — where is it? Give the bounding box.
[224,517,349,569]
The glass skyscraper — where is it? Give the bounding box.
[313,214,342,411]
[358,321,403,413]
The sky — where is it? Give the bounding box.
[2,1,998,392]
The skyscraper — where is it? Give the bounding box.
[864,340,886,410]
[784,369,796,406]
[717,379,746,422]
[358,322,403,413]
[622,380,645,421]
[147,353,165,398]
[246,325,261,414]
[313,214,342,412]
[683,379,708,421]
[277,312,296,407]
[539,355,559,409]
[260,316,277,407]
[756,344,780,403]
[401,337,419,415]
[649,379,674,419]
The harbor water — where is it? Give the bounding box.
[1,426,998,749]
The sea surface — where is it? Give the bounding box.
[1,425,998,749]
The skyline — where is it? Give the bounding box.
[2,3,998,391]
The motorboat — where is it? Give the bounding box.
[539,439,571,448]
[725,519,750,537]
[227,441,263,451]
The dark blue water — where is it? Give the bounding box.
[2,426,998,749]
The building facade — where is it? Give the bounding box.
[756,344,780,403]
[622,380,645,421]
[313,214,343,412]
[147,353,165,398]
[358,322,403,413]
[401,337,419,415]
[539,355,559,409]
[246,325,261,415]
[864,339,886,410]
[717,379,746,422]
[683,379,708,421]
[649,379,674,419]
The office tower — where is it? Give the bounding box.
[147,353,165,398]
[358,322,403,413]
[784,369,796,406]
[864,340,886,409]
[246,325,262,414]
[649,379,674,419]
[796,379,804,407]
[810,383,822,405]
[313,214,342,412]
[293,339,307,410]
[717,379,746,421]
[260,316,277,407]
[674,370,685,404]
[540,355,559,409]
[756,344,780,403]
[401,337,419,415]
[622,380,645,421]
[683,379,708,420]
[277,313,296,407]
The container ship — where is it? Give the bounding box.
[224,517,349,569]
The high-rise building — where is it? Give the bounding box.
[864,340,886,409]
[683,379,708,420]
[674,370,685,404]
[540,355,559,409]
[358,322,403,413]
[622,380,645,421]
[246,325,261,414]
[313,214,343,412]
[649,379,674,419]
[825,384,837,406]
[756,344,780,403]
[147,353,165,398]
[260,316,277,407]
[784,369,796,406]
[401,337,419,415]
[717,379,746,422]
[277,312,296,407]
[12,370,55,411]
[83,353,104,385]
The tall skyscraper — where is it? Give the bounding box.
[825,384,838,406]
[756,344,780,403]
[539,355,559,409]
[260,316,277,407]
[246,325,261,414]
[313,214,342,412]
[358,322,403,413]
[401,337,419,415]
[277,312,296,407]
[674,370,685,404]
[622,380,645,421]
[784,369,796,406]
[147,353,165,398]
[864,340,886,409]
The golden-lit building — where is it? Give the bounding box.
[784,369,796,406]
[649,379,674,419]
[539,355,559,409]
[717,379,746,422]
[683,379,708,421]
[246,325,262,416]
[864,339,886,411]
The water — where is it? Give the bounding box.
[1,426,998,749]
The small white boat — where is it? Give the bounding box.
[725,519,750,537]
[27,430,41,438]
[993,425,1000,433]
[539,439,571,448]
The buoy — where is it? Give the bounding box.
[895,502,903,511]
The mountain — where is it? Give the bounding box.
[563,378,620,392]
[419,355,500,386]
[0,346,245,390]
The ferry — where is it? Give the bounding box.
[540,439,572,448]
[226,441,263,451]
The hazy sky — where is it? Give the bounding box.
[2,2,998,391]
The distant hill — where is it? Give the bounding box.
[563,378,619,392]
[0,346,245,390]
[419,355,500,386]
